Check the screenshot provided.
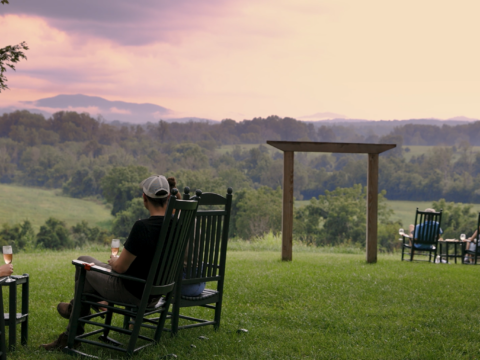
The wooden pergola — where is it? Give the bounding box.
[267,141,396,263]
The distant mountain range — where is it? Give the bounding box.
[0,94,479,126]
[0,94,220,124]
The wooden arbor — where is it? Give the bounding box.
[267,141,396,263]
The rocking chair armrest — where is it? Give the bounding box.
[72,260,147,284]
[400,234,412,244]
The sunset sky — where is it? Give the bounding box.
[1,0,480,121]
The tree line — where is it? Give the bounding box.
[0,218,111,251]
[2,110,480,248]
[2,110,480,202]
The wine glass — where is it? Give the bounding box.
[399,228,404,236]
[2,246,12,282]
[460,234,466,241]
[111,239,120,257]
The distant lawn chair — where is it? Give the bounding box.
[463,212,480,265]
[166,187,232,335]
[401,208,443,262]
[63,191,199,357]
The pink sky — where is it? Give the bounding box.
[1,0,480,121]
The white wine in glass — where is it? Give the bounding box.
[111,239,120,257]
[460,234,466,241]
[2,246,12,282]
[399,228,404,236]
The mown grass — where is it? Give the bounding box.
[0,184,113,231]
[4,245,480,360]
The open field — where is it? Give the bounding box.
[5,248,480,359]
[386,200,480,228]
[217,144,480,164]
[0,184,113,231]
[402,145,480,162]
[296,199,480,230]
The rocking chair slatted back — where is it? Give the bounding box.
[167,187,232,335]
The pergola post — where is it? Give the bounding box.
[282,151,294,261]
[366,153,379,263]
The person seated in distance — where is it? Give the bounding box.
[463,227,480,263]
[40,175,173,351]
[407,208,443,260]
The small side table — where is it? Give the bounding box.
[438,240,465,264]
[0,274,29,351]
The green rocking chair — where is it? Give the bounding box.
[401,208,443,262]
[166,187,232,335]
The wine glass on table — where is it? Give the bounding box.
[2,246,13,282]
[460,234,466,242]
[111,239,120,257]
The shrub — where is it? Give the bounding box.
[36,217,71,249]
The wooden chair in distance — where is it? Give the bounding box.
[63,190,199,358]
[463,212,480,265]
[401,208,443,262]
[166,187,232,335]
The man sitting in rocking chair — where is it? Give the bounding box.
[40,175,171,351]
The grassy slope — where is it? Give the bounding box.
[8,249,480,359]
[0,184,113,231]
[403,145,480,162]
[386,200,480,228]
[297,199,480,230]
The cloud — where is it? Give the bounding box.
[2,0,480,121]
[110,107,131,115]
[3,0,239,46]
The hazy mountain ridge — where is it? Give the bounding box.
[2,94,479,128]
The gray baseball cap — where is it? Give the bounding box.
[141,175,170,198]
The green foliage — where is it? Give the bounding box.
[168,143,209,170]
[1,0,28,91]
[231,186,282,239]
[0,217,112,251]
[36,217,71,249]
[71,220,112,247]
[0,219,34,250]
[294,184,399,251]
[431,198,477,239]
[0,41,28,92]
[63,167,105,198]
[101,165,151,215]
[112,198,149,238]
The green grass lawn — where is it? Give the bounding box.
[0,184,113,231]
[5,248,480,359]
